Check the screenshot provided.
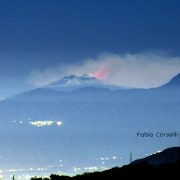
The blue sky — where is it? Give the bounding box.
[0,0,180,98]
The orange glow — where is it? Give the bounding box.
[91,64,109,80]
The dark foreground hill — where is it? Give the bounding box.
[31,147,180,180]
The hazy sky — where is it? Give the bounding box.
[0,0,180,98]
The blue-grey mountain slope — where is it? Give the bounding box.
[0,74,179,176]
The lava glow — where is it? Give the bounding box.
[91,64,109,80]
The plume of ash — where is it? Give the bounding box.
[27,52,180,89]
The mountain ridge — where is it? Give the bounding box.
[160,73,180,88]
[46,73,180,91]
[132,146,180,166]
[48,74,102,87]
[45,74,121,92]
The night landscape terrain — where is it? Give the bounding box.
[31,147,180,179]
[0,1,180,179]
[0,73,180,179]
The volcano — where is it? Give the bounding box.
[0,73,179,178]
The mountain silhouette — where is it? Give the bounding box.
[132,147,180,165]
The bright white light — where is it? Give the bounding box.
[84,166,98,172]
[29,121,54,127]
[112,156,117,160]
[56,121,63,126]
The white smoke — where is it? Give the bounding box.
[27,52,180,88]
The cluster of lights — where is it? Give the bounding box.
[29,120,62,127]
[73,166,99,173]
[10,174,32,180]
[0,167,48,173]
[72,155,123,174]
[72,166,110,173]
[0,148,165,179]
[98,156,122,162]
[13,120,24,124]
[0,154,122,179]
[12,120,63,127]
[145,150,162,156]
[0,161,65,179]
[84,166,98,172]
